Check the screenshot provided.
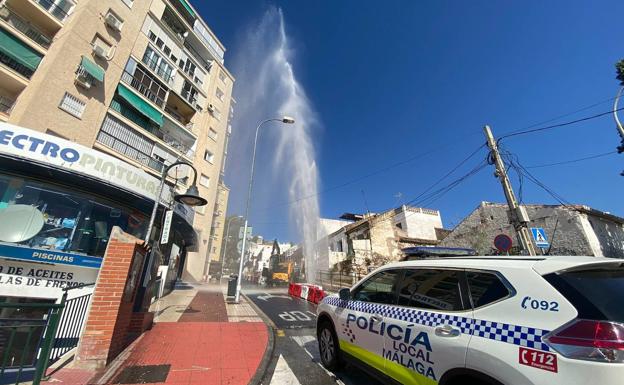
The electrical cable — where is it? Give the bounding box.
[499,107,624,140]
[525,151,617,169]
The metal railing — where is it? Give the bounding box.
[316,270,365,292]
[110,98,163,138]
[35,0,70,22]
[0,6,52,48]
[48,293,92,365]
[97,114,166,173]
[162,132,194,158]
[0,302,63,385]
[120,68,167,107]
[0,51,34,79]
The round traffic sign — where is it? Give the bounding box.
[494,234,513,252]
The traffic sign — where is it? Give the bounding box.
[494,234,513,252]
[530,228,549,248]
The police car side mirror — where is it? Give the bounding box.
[339,288,350,301]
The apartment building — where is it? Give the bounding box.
[0,0,233,282]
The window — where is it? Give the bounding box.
[545,265,624,322]
[398,269,464,311]
[466,271,512,308]
[142,46,173,83]
[59,92,86,118]
[352,270,401,305]
[204,150,214,164]
[105,10,123,30]
[199,174,210,188]
[212,107,221,121]
[216,87,224,101]
[195,205,206,215]
[208,128,218,141]
[218,70,227,83]
[0,173,147,259]
[120,0,134,8]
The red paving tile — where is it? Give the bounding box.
[104,322,267,385]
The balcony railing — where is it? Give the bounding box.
[162,132,194,158]
[97,114,165,173]
[0,6,53,48]
[36,0,71,23]
[0,95,15,114]
[0,51,34,78]
[120,68,167,107]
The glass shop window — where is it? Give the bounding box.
[0,174,147,258]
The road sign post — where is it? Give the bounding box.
[530,228,549,249]
[494,234,513,253]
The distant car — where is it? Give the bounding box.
[316,255,624,385]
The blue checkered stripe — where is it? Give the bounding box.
[322,297,550,351]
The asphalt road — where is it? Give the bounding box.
[245,285,382,385]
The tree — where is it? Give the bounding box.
[616,59,624,86]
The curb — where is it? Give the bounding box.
[90,332,147,384]
[241,292,276,385]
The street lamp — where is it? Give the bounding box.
[234,116,295,303]
[145,161,207,243]
[220,215,243,284]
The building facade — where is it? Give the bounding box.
[0,0,233,282]
[318,205,446,274]
[439,202,624,257]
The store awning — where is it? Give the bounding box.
[177,0,196,18]
[0,27,43,71]
[117,84,163,127]
[80,56,104,82]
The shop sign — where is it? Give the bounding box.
[0,258,98,299]
[0,243,102,269]
[160,210,174,244]
[0,123,172,203]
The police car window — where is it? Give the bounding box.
[466,271,511,308]
[352,270,400,305]
[398,269,464,311]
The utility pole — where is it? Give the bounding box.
[484,125,537,256]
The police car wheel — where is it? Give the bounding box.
[318,322,341,370]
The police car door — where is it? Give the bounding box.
[337,269,401,375]
[383,268,471,385]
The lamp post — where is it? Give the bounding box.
[141,161,207,301]
[234,116,295,303]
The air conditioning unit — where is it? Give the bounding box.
[0,6,10,20]
[105,13,122,32]
[75,71,92,89]
[92,44,108,59]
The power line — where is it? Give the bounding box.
[499,106,624,140]
[525,151,617,169]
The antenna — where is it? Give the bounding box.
[361,190,371,217]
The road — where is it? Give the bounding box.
[244,286,382,385]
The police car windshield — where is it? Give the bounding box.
[545,264,624,323]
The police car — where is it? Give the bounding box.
[316,255,624,385]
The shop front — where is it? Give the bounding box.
[0,122,196,305]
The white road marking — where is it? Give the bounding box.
[269,354,301,385]
[291,335,346,385]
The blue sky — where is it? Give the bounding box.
[194,1,623,242]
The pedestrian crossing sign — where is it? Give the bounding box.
[530,227,549,248]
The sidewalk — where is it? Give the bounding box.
[42,282,269,385]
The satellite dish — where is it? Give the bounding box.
[0,205,45,243]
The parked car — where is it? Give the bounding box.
[316,255,624,385]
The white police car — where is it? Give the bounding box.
[316,255,624,385]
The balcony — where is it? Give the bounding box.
[183,40,211,73]
[0,6,53,49]
[0,95,15,120]
[161,7,187,43]
[161,116,195,158]
[96,114,165,173]
[110,97,162,138]
[34,0,72,23]
[120,66,167,107]
[164,105,193,130]
[165,90,196,127]
[0,27,43,79]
